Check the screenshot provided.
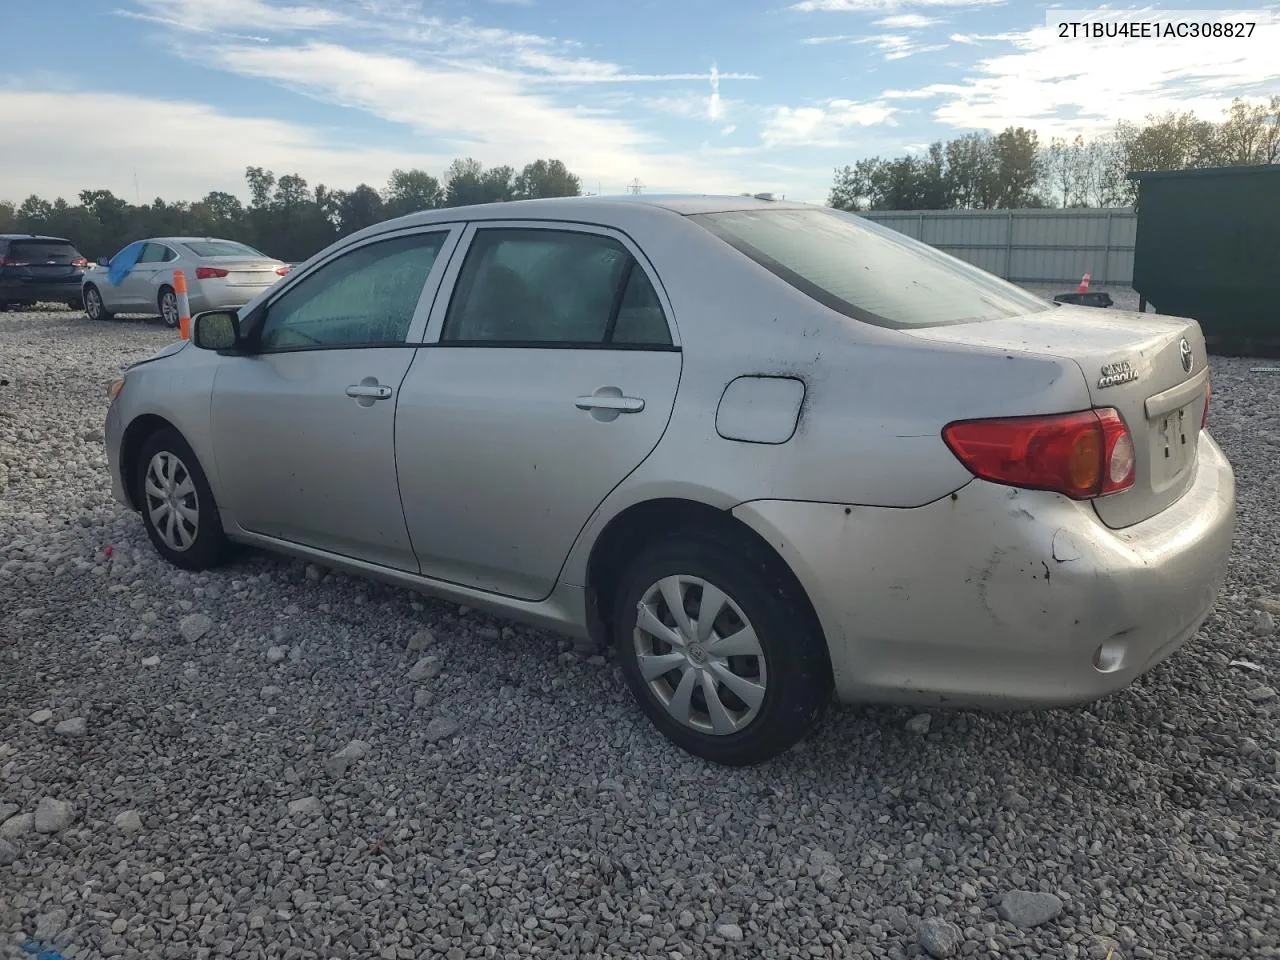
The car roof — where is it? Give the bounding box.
[0,234,74,243]
[145,237,261,246]
[383,193,816,230]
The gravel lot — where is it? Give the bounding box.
[2,301,1278,960]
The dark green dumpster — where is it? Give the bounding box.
[1129,164,1280,351]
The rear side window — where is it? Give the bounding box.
[442,228,671,346]
[186,240,264,258]
[690,209,1051,329]
[8,240,83,264]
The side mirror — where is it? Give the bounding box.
[98,255,111,267]
[192,310,240,351]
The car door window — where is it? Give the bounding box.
[610,264,671,345]
[258,232,445,352]
[138,243,170,264]
[442,229,670,346]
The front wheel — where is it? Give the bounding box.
[612,533,832,765]
[158,286,179,328]
[84,285,113,322]
[136,428,234,571]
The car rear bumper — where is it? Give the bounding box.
[189,280,278,312]
[0,279,84,303]
[731,432,1236,709]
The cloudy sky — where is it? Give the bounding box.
[3,0,1278,205]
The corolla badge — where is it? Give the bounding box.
[1179,337,1194,374]
[1098,358,1138,389]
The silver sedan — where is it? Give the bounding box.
[83,237,289,327]
[102,196,1235,765]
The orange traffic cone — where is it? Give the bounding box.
[1077,272,1092,294]
[174,269,191,340]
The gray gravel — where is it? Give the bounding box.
[2,302,1279,959]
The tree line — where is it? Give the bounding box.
[0,157,582,264]
[829,95,1280,212]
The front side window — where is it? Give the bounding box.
[442,228,671,346]
[690,208,1051,329]
[258,232,445,352]
[138,243,173,264]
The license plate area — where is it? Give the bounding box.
[1149,402,1195,492]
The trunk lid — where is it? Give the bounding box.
[904,304,1210,528]
[204,258,283,286]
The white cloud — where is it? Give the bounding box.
[761,99,897,147]
[874,14,944,28]
[803,33,949,59]
[896,16,1280,137]
[792,0,1002,12]
[0,90,437,204]
[122,0,348,32]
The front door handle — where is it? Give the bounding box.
[346,384,393,399]
[346,380,393,407]
[575,395,645,413]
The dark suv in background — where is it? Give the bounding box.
[0,235,89,311]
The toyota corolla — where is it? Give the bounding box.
[102,196,1235,765]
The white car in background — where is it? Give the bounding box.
[82,237,290,327]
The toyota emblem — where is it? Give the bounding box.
[1179,338,1193,374]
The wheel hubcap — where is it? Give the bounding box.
[86,291,100,319]
[144,451,199,552]
[162,294,178,326]
[633,575,767,736]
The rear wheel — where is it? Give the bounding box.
[84,285,112,322]
[612,532,832,765]
[136,428,233,571]
[158,286,179,328]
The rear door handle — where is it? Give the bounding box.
[346,384,393,400]
[575,395,645,413]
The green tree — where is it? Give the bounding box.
[513,159,581,200]
[335,184,385,234]
[385,168,443,217]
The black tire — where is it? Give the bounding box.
[612,531,832,765]
[158,286,178,328]
[136,428,234,571]
[84,285,113,322]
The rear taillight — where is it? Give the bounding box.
[0,257,18,266]
[72,257,88,267]
[195,266,229,279]
[943,408,1136,500]
[1202,379,1211,430]
[275,265,290,276]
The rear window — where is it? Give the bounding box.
[689,208,1051,329]
[184,240,264,258]
[8,240,83,264]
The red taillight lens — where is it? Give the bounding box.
[275,265,290,276]
[195,266,229,279]
[72,257,88,267]
[943,408,1136,500]
[1202,379,1211,430]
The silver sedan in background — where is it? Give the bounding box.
[83,237,289,327]
[102,196,1235,765]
